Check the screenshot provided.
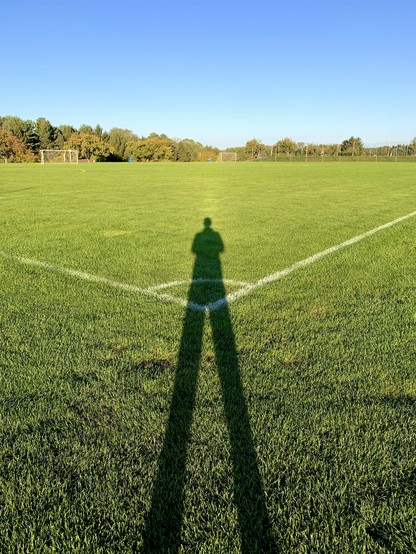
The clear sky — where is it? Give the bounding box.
[1,0,415,148]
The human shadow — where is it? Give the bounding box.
[142,218,274,552]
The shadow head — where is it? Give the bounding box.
[204,217,212,229]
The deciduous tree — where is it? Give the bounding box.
[108,128,139,160]
[196,146,219,161]
[0,116,39,152]
[65,133,112,161]
[172,139,203,162]
[126,135,173,162]
[275,137,298,156]
[244,138,264,160]
[0,130,35,163]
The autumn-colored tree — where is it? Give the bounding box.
[0,116,40,152]
[0,130,35,163]
[196,146,219,161]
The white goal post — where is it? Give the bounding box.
[40,150,78,164]
[218,151,237,162]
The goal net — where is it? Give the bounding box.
[218,151,237,162]
[40,150,78,164]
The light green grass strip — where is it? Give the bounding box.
[1,208,415,312]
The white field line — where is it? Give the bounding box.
[0,253,189,309]
[204,209,416,311]
[1,209,415,312]
[147,278,251,291]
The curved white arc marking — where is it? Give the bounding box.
[146,280,189,291]
[146,278,251,291]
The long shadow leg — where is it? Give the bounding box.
[143,218,274,551]
[210,304,275,553]
[142,306,205,553]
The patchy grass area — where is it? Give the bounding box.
[1,162,415,552]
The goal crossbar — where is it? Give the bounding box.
[218,151,237,162]
[40,150,79,164]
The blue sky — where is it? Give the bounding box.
[1,0,415,148]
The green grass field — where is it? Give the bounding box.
[1,162,415,552]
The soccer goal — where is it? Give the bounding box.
[218,152,237,162]
[40,150,78,164]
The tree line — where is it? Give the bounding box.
[238,137,416,161]
[0,116,220,163]
[1,115,415,163]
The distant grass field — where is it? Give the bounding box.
[1,162,415,552]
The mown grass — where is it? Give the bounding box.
[0,162,415,552]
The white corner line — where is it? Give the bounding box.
[1,209,415,312]
[211,208,416,311]
[0,253,190,309]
